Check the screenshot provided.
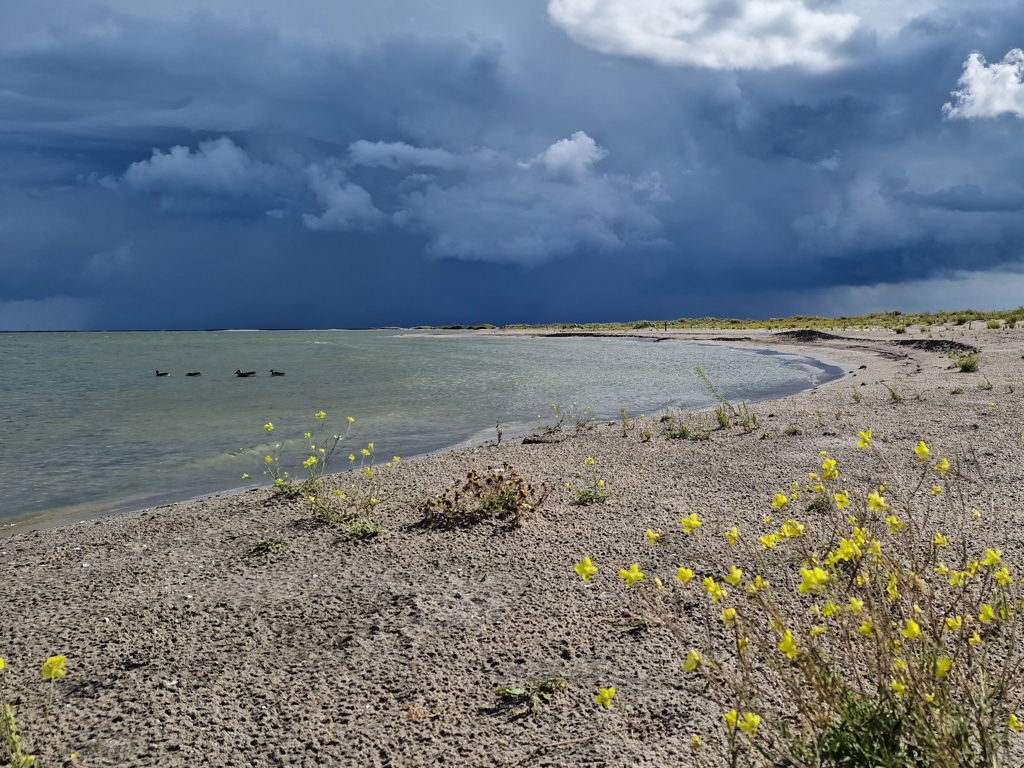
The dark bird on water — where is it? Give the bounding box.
[155,370,169,376]
[234,369,256,377]
[186,371,202,377]
[270,369,286,376]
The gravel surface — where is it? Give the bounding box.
[2,325,1022,767]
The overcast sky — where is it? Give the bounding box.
[3,0,1024,329]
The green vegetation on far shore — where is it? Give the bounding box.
[497,307,1023,333]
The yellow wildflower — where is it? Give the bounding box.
[723,709,739,730]
[984,549,1003,567]
[810,625,827,637]
[42,655,66,680]
[886,573,900,602]
[799,567,829,594]
[849,597,864,613]
[884,514,903,532]
[738,637,749,653]
[645,528,662,546]
[574,557,598,583]
[869,491,889,512]
[721,608,737,628]
[891,679,906,698]
[263,422,274,432]
[901,619,922,640]
[914,441,930,461]
[676,567,694,585]
[970,631,983,646]
[857,430,872,449]
[759,533,780,550]
[739,712,761,739]
[724,527,739,546]
[348,454,355,461]
[932,532,948,547]
[725,566,743,586]
[703,577,727,604]
[584,456,595,465]
[821,458,839,480]
[979,604,996,623]
[1010,714,1023,733]
[859,619,874,637]
[995,568,1013,588]
[746,575,769,594]
[0,658,5,671]
[935,657,953,680]
[346,416,355,423]
[834,490,850,509]
[315,411,326,419]
[771,493,789,510]
[778,630,799,660]
[781,519,805,538]
[690,736,704,750]
[931,485,942,495]
[683,649,702,671]
[618,564,645,587]
[935,458,950,476]
[679,513,702,534]
[303,455,317,468]
[944,616,963,633]
[594,687,616,709]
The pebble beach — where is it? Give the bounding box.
[2,325,1023,767]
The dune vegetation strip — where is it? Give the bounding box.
[1,321,1023,766]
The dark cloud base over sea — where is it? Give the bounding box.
[2,0,1024,330]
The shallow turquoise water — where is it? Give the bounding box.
[0,330,841,527]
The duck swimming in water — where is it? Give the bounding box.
[234,369,256,377]
[155,370,169,377]
[270,369,286,376]
[186,371,202,377]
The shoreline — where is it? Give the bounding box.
[3,326,1022,765]
[2,332,847,538]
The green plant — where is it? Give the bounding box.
[715,406,730,429]
[952,352,981,372]
[541,402,595,434]
[620,408,631,438]
[852,390,862,404]
[883,383,903,403]
[259,411,349,499]
[342,518,387,538]
[986,319,1001,330]
[250,532,289,555]
[950,387,964,395]
[420,464,550,528]
[255,412,396,526]
[495,678,567,716]
[582,432,1024,768]
[572,456,608,505]
[784,426,802,437]
[978,378,993,391]
[0,660,35,767]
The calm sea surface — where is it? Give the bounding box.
[0,330,843,529]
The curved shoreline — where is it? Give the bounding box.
[2,333,846,536]
[4,327,1022,765]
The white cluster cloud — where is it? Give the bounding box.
[302,162,384,231]
[123,137,286,195]
[521,130,609,182]
[546,0,862,71]
[943,49,1024,119]
[391,131,661,263]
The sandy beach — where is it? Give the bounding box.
[2,325,1023,767]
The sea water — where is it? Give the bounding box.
[0,330,843,528]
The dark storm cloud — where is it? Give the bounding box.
[3,1,1024,329]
